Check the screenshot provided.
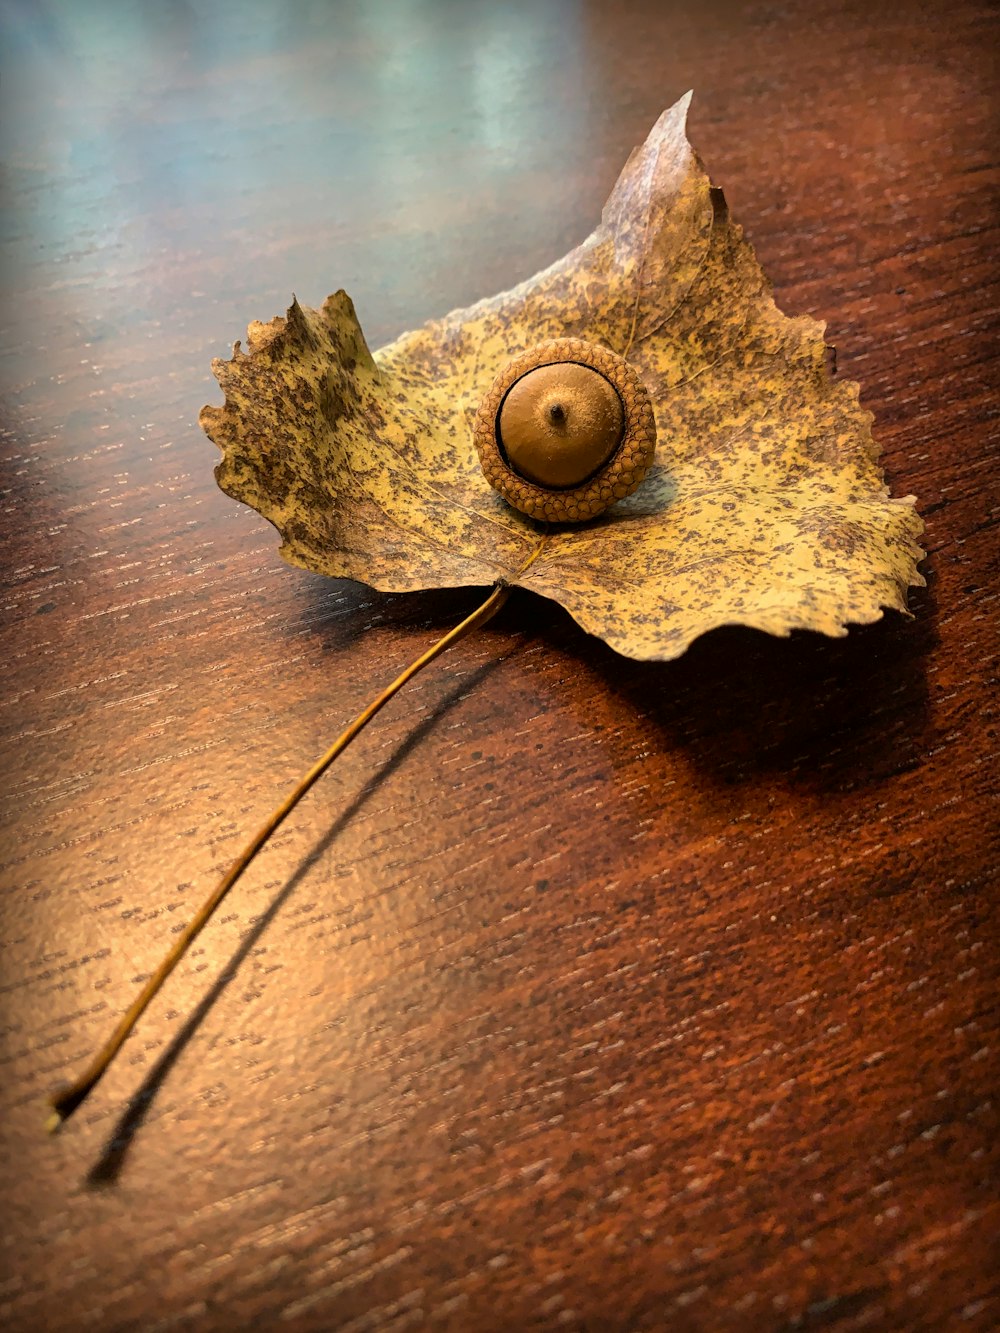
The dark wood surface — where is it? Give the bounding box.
[1,1,998,1329]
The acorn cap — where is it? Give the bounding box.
[473,338,657,523]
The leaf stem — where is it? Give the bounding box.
[47,582,511,1131]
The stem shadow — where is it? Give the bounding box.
[84,654,505,1187]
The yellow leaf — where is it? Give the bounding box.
[200,93,924,661]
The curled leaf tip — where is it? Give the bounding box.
[201,93,924,662]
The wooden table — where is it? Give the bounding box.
[2,1,997,1328]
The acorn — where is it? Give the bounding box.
[473,338,656,522]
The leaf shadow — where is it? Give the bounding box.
[293,569,938,798]
[83,652,504,1188]
[528,577,937,796]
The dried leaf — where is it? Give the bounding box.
[200,93,924,661]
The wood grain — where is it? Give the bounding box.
[1,0,997,1329]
